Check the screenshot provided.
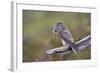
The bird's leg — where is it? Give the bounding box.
[70,42,79,54]
[61,39,67,49]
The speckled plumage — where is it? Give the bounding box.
[53,22,78,53]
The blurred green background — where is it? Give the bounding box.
[23,10,91,62]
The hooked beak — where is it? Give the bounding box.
[52,29,57,33]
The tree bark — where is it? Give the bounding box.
[46,35,91,55]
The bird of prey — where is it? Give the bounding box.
[53,22,78,54]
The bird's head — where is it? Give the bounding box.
[53,22,66,33]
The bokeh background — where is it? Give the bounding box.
[23,10,91,62]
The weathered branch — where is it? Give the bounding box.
[46,35,91,55]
